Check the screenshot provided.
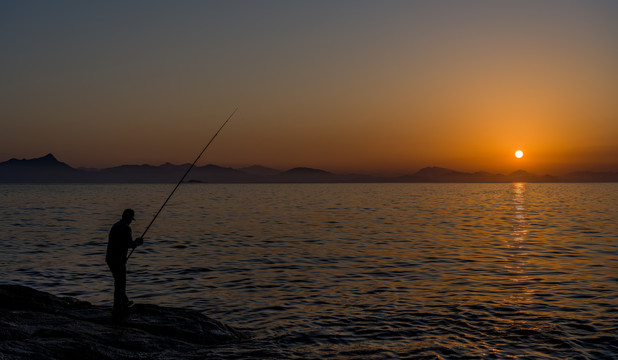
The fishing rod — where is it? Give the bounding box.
[127,108,238,261]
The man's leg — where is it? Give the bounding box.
[108,263,127,315]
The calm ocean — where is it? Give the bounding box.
[1,183,616,359]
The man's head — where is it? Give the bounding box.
[122,209,135,223]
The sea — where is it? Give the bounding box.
[1,183,616,359]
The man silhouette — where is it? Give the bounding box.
[106,208,143,317]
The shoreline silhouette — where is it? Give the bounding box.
[1,153,617,183]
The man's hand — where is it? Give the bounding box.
[136,237,144,246]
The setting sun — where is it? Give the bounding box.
[515,150,524,159]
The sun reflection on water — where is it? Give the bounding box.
[505,183,534,305]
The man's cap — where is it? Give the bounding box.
[122,208,135,220]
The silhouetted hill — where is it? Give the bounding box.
[190,164,252,183]
[93,163,191,183]
[92,163,251,183]
[238,165,280,177]
[507,170,558,182]
[413,167,467,181]
[281,167,332,176]
[275,167,345,182]
[399,167,505,182]
[562,171,618,182]
[398,167,615,183]
[1,154,616,183]
[0,154,85,182]
[416,166,459,178]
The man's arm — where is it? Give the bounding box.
[132,237,144,248]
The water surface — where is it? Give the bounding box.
[1,183,616,359]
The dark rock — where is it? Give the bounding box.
[0,285,247,359]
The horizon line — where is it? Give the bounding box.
[2,153,617,178]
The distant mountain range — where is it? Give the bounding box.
[1,154,617,183]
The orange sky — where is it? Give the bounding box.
[1,1,617,175]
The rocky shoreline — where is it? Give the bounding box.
[0,285,247,359]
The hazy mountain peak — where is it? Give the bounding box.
[41,153,57,161]
[282,167,333,175]
[4,153,68,167]
[415,167,457,177]
[239,165,280,176]
[509,169,535,176]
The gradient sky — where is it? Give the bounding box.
[1,1,617,175]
